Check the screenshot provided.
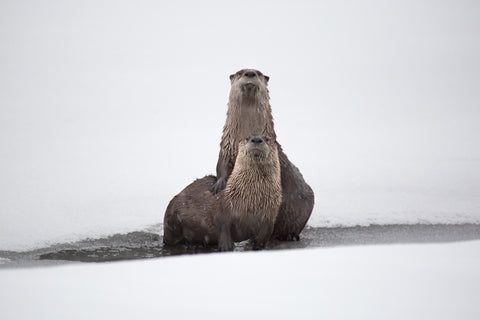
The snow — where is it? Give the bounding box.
[1,241,479,319]
[1,1,480,251]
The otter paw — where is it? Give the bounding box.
[212,178,226,195]
[218,240,234,252]
[218,232,234,251]
[277,233,300,241]
[252,243,266,251]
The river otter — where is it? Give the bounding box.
[163,135,282,250]
[163,175,218,246]
[212,69,314,241]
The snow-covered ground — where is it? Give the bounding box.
[1,241,479,319]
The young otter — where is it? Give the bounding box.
[213,69,314,241]
[218,135,282,250]
[163,135,282,250]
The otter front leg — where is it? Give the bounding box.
[212,178,226,195]
[251,223,274,250]
[212,154,234,195]
[217,208,234,251]
[218,223,234,251]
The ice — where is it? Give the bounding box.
[1,241,479,319]
[1,1,479,251]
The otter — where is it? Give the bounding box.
[163,175,219,246]
[163,135,282,250]
[212,69,314,241]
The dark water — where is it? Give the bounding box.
[1,224,479,268]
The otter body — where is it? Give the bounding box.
[213,69,314,240]
[163,135,281,250]
[163,175,219,246]
[218,135,282,250]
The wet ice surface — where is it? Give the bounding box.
[1,223,479,268]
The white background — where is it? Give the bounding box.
[1,0,479,250]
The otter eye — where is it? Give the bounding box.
[245,137,249,142]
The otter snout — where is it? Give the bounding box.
[249,136,264,144]
[244,70,257,78]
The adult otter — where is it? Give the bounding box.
[212,69,314,240]
[163,135,282,250]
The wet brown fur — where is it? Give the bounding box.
[218,137,282,250]
[163,136,281,250]
[213,69,315,240]
[163,175,219,246]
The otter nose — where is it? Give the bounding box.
[244,71,256,78]
[250,136,264,144]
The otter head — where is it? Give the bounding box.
[229,69,269,103]
[238,134,277,163]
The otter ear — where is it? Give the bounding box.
[264,75,270,83]
[229,74,236,82]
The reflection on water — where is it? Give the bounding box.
[1,224,479,268]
